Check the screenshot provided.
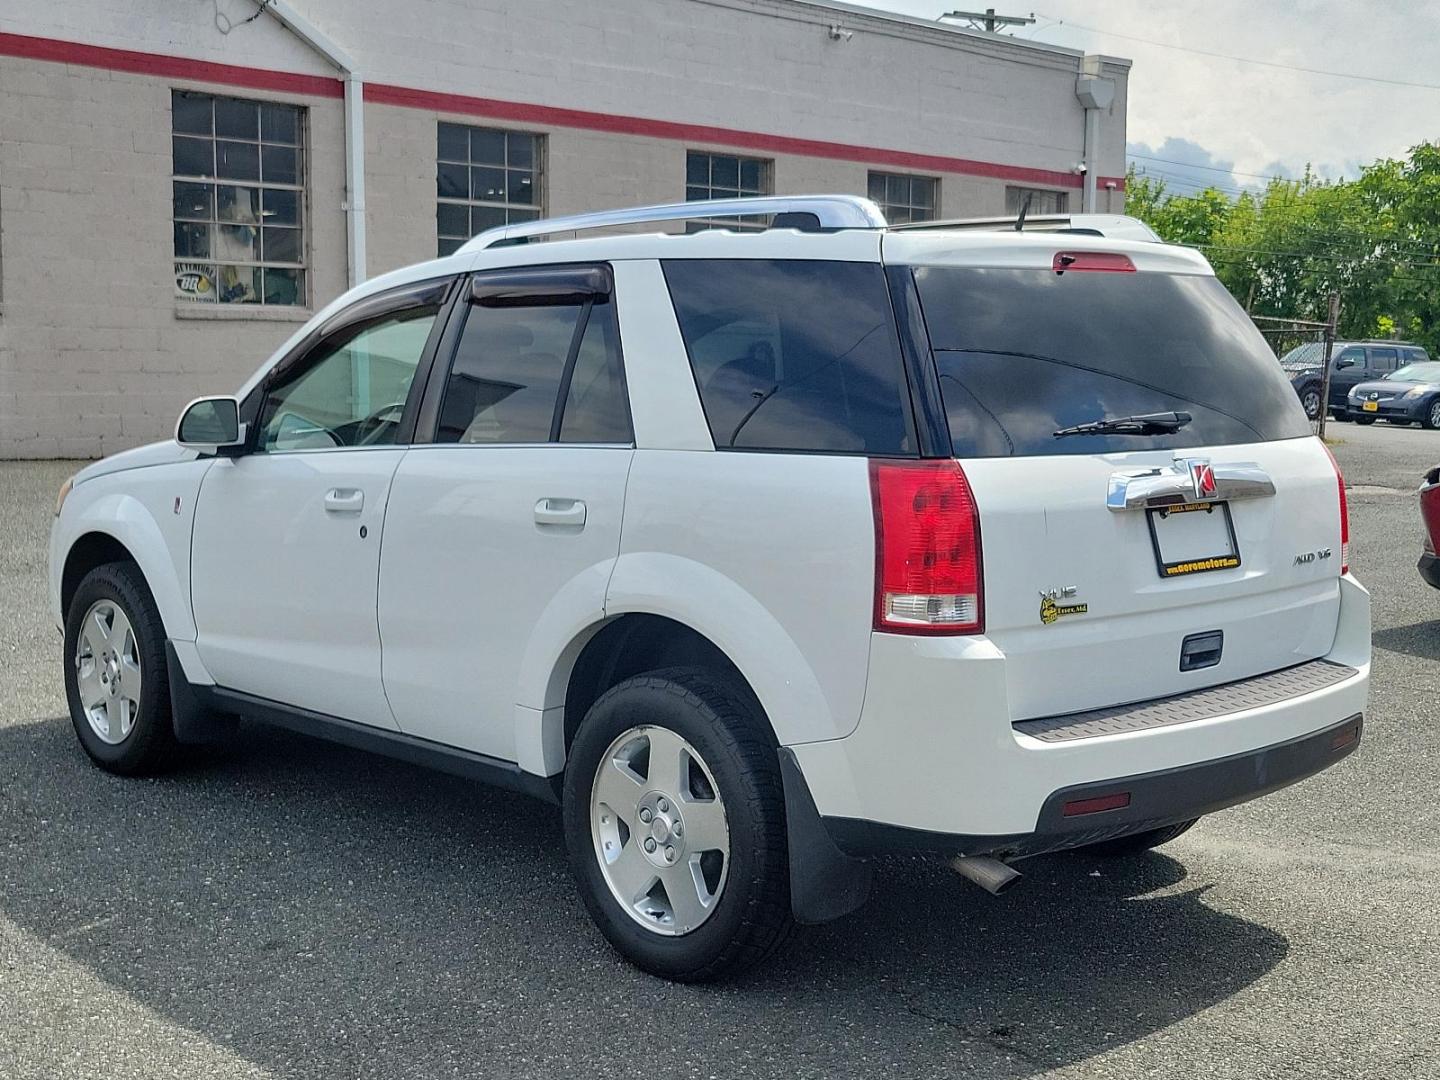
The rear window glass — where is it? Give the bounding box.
[914,267,1312,457]
[662,260,915,454]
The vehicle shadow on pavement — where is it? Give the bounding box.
[0,716,1288,1077]
[1372,621,1440,662]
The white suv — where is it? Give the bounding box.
[50,196,1370,980]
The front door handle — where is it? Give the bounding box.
[324,488,365,513]
[534,498,586,527]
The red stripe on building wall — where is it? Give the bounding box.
[0,30,1124,191]
[0,31,342,98]
[368,82,1124,190]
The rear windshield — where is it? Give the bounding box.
[914,267,1312,457]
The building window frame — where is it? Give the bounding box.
[1005,186,1070,216]
[685,150,773,231]
[437,122,544,257]
[867,171,939,224]
[171,90,308,308]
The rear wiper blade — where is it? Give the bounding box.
[1052,411,1193,438]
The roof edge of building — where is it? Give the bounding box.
[716,0,1133,70]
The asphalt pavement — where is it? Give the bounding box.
[2,425,1437,1079]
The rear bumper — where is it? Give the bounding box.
[789,573,1370,847]
[824,713,1362,858]
[1419,551,1440,590]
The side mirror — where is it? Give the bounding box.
[1335,357,1355,370]
[176,396,245,453]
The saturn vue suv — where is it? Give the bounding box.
[50,195,1370,980]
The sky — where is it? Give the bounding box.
[860,0,1437,196]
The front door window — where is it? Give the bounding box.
[258,307,439,452]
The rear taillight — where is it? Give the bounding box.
[1323,443,1349,574]
[870,459,983,635]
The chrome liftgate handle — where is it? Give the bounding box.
[1107,460,1276,511]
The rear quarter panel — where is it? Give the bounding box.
[607,450,877,745]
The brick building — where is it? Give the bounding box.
[0,0,1129,458]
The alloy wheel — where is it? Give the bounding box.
[590,725,730,936]
[74,599,143,745]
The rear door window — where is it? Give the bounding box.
[1368,347,1400,374]
[434,271,631,445]
[662,259,915,454]
[913,267,1311,457]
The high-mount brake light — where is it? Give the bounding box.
[1053,251,1136,273]
[869,459,983,635]
[1322,443,1350,574]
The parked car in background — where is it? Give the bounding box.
[1281,341,1431,421]
[1343,361,1440,428]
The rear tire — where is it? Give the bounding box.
[563,667,794,981]
[1074,819,1197,857]
[63,562,179,775]
[1300,387,1322,420]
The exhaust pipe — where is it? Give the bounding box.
[949,855,1022,895]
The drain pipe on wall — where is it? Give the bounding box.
[262,1,367,287]
[1075,56,1115,214]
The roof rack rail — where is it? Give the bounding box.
[457,195,889,253]
[892,213,1163,243]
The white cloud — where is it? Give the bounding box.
[862,0,1437,180]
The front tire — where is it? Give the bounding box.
[1075,818,1197,857]
[1423,400,1440,430]
[563,667,793,981]
[63,562,178,775]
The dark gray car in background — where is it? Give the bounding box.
[1281,340,1431,421]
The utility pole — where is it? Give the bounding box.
[939,8,1035,33]
[1316,291,1341,439]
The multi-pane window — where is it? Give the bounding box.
[685,151,772,231]
[437,123,542,256]
[868,172,938,224]
[1004,186,1069,215]
[172,91,305,306]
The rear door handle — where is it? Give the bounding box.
[324,488,364,513]
[534,498,586,527]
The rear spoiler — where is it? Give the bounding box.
[891,214,1163,244]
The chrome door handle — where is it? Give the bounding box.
[534,498,586,527]
[323,488,364,513]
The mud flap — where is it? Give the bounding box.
[778,746,872,924]
[165,641,238,745]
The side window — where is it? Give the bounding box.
[661,259,914,454]
[258,306,438,452]
[1335,347,1366,369]
[435,285,630,445]
[1369,347,1399,374]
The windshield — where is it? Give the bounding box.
[914,267,1312,457]
[1391,362,1440,384]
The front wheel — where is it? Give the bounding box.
[1423,400,1440,430]
[1074,819,1197,857]
[563,668,793,981]
[63,562,178,774]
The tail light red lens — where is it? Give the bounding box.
[1322,443,1349,574]
[869,459,983,635]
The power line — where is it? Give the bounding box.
[1036,14,1440,91]
[1127,153,1309,183]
